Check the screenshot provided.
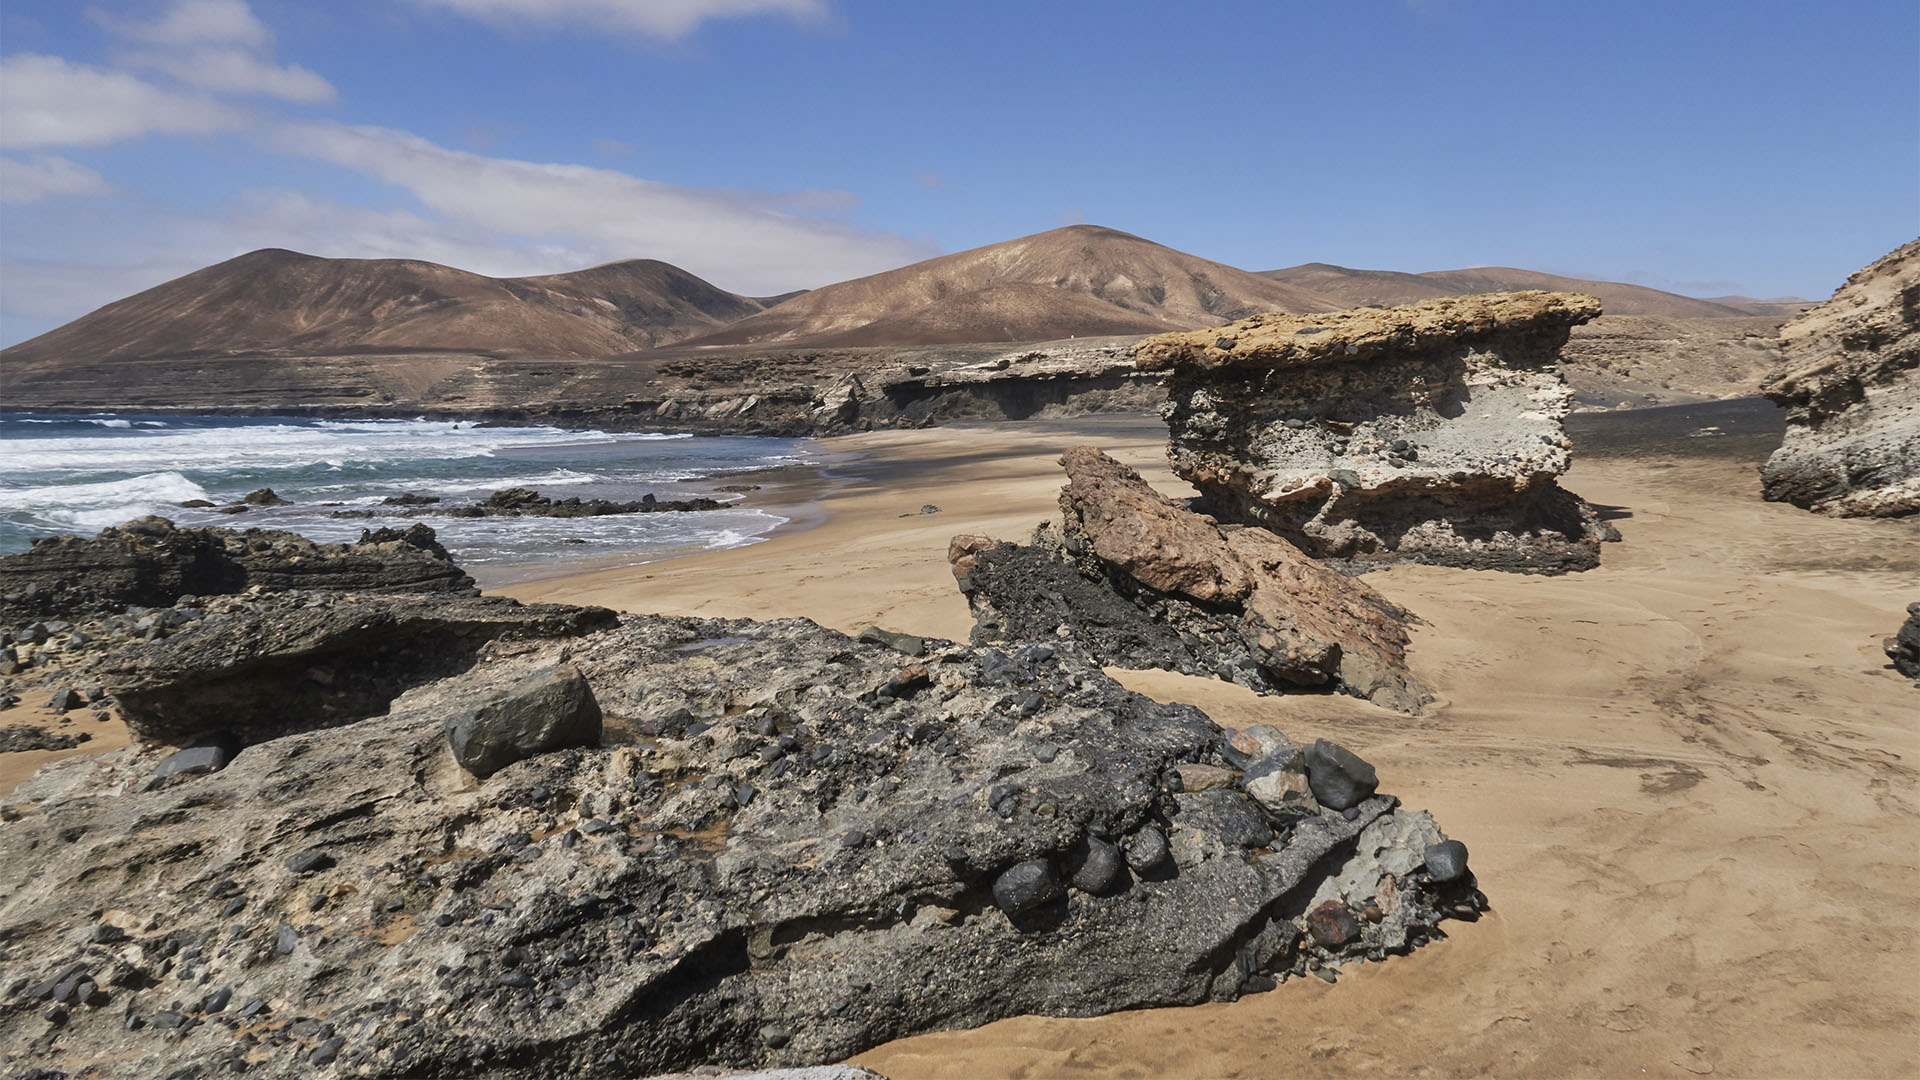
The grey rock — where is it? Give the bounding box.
[152,738,236,780]
[1068,837,1124,895]
[1124,826,1170,873]
[992,858,1063,914]
[284,850,334,874]
[1305,739,1378,811]
[446,663,603,779]
[856,625,926,657]
[1424,839,1471,883]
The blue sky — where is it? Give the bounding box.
[1,0,1915,347]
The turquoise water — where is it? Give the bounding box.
[0,412,813,567]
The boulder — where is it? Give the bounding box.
[0,610,1471,1077]
[446,663,604,779]
[953,447,1429,711]
[0,518,474,623]
[1136,291,1619,572]
[1761,239,1919,517]
[1304,738,1379,810]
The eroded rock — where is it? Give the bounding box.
[0,610,1471,1077]
[1761,239,1919,517]
[447,663,604,779]
[952,447,1428,711]
[1136,291,1618,572]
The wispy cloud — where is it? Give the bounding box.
[95,0,337,102]
[0,53,245,148]
[0,153,115,203]
[412,0,828,40]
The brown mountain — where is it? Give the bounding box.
[0,248,771,366]
[1261,262,1789,318]
[678,225,1336,348]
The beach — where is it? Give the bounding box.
[501,406,1920,1078]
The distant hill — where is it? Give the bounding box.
[1260,262,1800,319]
[0,249,771,366]
[678,225,1336,348]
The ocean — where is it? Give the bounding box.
[0,412,814,571]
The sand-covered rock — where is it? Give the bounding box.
[1136,291,1618,572]
[1760,239,1920,517]
[951,448,1428,711]
[0,609,1476,1078]
[0,518,474,623]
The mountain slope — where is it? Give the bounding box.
[1262,263,1783,318]
[680,225,1336,348]
[0,250,768,365]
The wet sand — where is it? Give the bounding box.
[505,404,1920,1079]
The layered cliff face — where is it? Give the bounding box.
[1760,239,1919,518]
[1136,292,1617,573]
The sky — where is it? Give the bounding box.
[1,0,1915,347]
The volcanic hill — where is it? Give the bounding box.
[1263,263,1805,319]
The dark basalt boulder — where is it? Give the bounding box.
[0,517,473,623]
[0,611,1476,1078]
[447,663,604,779]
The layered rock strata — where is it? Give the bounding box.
[0,601,1478,1078]
[0,518,472,623]
[1760,239,1919,517]
[951,447,1428,712]
[1135,291,1618,572]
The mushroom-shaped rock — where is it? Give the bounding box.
[447,663,602,779]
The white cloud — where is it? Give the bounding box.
[0,54,244,148]
[414,0,827,39]
[268,122,933,294]
[97,0,336,102]
[0,154,115,203]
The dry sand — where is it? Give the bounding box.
[503,412,1920,1078]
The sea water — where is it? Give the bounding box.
[0,413,813,568]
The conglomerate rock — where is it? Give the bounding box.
[0,517,474,623]
[1135,291,1618,572]
[0,608,1477,1078]
[950,447,1428,712]
[1760,239,1919,517]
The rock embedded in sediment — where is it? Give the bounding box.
[0,607,1471,1077]
[952,446,1429,711]
[1760,239,1919,518]
[1136,291,1618,573]
[0,517,474,623]
[446,663,604,779]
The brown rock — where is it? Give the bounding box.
[1174,763,1236,792]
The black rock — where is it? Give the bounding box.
[446,663,602,780]
[991,858,1062,914]
[841,830,867,849]
[1124,826,1170,873]
[1181,789,1274,849]
[309,1036,346,1065]
[1304,738,1378,811]
[496,971,534,988]
[734,782,757,808]
[220,896,247,917]
[237,997,267,1019]
[152,1010,188,1029]
[201,987,232,1013]
[89,923,127,944]
[1424,839,1470,883]
[1068,837,1124,895]
[48,688,84,712]
[285,850,335,874]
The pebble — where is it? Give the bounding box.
[1069,837,1123,895]
[309,1036,346,1065]
[759,1023,791,1049]
[221,896,247,917]
[496,971,533,988]
[734,782,757,808]
[1123,826,1170,873]
[991,858,1062,915]
[273,923,297,956]
[840,830,867,849]
[201,987,232,1013]
[284,850,335,874]
[1423,839,1470,883]
[237,997,267,1019]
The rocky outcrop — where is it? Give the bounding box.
[951,447,1428,712]
[1760,239,1919,517]
[1136,291,1619,572]
[87,590,614,748]
[0,518,473,623]
[0,609,1478,1078]
[1888,602,1920,681]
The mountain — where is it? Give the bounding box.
[1260,263,1795,319]
[0,249,771,366]
[677,225,1336,348]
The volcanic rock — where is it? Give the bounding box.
[952,447,1428,711]
[446,663,604,779]
[88,591,614,747]
[0,518,473,623]
[1136,291,1619,572]
[1888,601,1920,680]
[0,609,1470,1077]
[1760,239,1919,517]
[1304,739,1379,811]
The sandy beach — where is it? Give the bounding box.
[500,408,1920,1079]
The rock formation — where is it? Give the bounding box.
[951,447,1428,712]
[1760,239,1919,517]
[1888,602,1920,682]
[0,518,473,624]
[0,596,1479,1077]
[1135,291,1619,572]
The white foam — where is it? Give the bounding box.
[0,471,213,533]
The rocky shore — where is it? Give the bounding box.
[0,520,1479,1077]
